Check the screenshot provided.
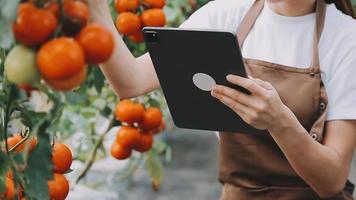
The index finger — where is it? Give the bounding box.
[226,75,265,96]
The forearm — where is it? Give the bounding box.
[268,110,349,198]
[88,2,159,98]
[212,76,355,197]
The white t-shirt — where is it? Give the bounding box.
[180,0,356,121]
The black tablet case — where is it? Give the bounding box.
[143,27,258,133]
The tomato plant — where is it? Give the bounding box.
[0,0,211,199]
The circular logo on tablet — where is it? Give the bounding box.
[192,73,216,91]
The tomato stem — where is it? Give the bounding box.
[54,0,66,37]
[3,85,16,153]
[75,116,116,183]
[8,131,31,153]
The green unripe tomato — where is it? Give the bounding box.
[4,45,40,84]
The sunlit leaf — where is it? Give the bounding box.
[144,151,163,190]
[165,146,172,162]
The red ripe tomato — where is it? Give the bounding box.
[116,12,142,35]
[7,133,37,153]
[64,0,90,24]
[143,0,166,9]
[52,143,73,174]
[133,132,153,152]
[115,100,145,124]
[116,126,141,149]
[45,1,60,18]
[115,0,140,13]
[76,23,115,64]
[141,9,166,27]
[37,37,86,80]
[13,2,58,46]
[18,83,38,97]
[150,119,166,135]
[139,107,163,131]
[111,141,132,160]
[45,67,87,91]
[47,173,70,200]
[3,178,14,199]
[128,32,144,43]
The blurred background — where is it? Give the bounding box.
[63,0,356,199]
[65,126,356,200]
[45,0,356,199]
[66,128,222,200]
[0,0,355,199]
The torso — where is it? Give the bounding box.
[180,0,356,122]
[217,0,355,199]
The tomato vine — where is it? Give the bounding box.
[0,0,210,199]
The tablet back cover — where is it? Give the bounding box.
[144,27,259,133]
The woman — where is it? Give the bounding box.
[88,0,356,199]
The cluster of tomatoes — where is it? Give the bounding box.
[115,0,166,43]
[2,134,37,199]
[2,133,73,200]
[47,143,73,200]
[111,100,165,160]
[4,0,114,92]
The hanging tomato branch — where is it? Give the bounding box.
[0,0,205,199]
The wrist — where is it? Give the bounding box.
[268,105,297,134]
[88,1,112,23]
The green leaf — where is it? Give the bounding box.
[65,92,87,105]
[19,108,47,128]
[23,122,53,200]
[0,151,10,195]
[154,141,167,154]
[93,67,105,94]
[147,98,162,108]
[165,146,172,162]
[0,48,5,63]
[100,106,112,117]
[81,107,96,118]
[144,150,163,190]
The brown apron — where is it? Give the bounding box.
[218,0,355,199]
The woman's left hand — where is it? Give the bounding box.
[211,75,292,131]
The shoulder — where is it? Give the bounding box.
[323,4,356,53]
[321,3,356,74]
[180,0,253,31]
[317,5,356,120]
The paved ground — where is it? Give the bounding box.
[125,129,222,200]
[68,128,356,199]
[125,129,356,199]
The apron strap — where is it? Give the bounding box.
[236,0,265,47]
[236,0,327,71]
[311,0,326,70]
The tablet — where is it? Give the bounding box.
[143,27,258,133]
